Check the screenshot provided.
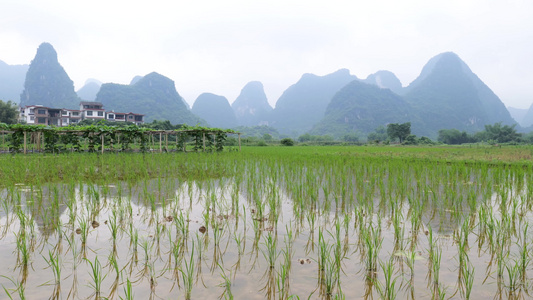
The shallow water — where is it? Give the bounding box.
[0,160,532,299]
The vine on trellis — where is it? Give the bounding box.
[0,123,237,154]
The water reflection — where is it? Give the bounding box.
[0,161,531,299]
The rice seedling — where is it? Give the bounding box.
[277,246,292,300]
[84,256,106,299]
[361,221,383,274]
[120,278,134,300]
[373,258,400,300]
[107,210,119,250]
[42,250,62,286]
[461,261,475,299]
[0,146,532,298]
[14,231,30,270]
[180,241,196,300]
[517,223,530,281]
[261,233,279,270]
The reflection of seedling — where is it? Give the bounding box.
[1,275,25,300]
[217,264,233,300]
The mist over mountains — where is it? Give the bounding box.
[96,72,204,125]
[192,93,237,128]
[77,79,102,101]
[402,52,515,136]
[0,60,27,103]
[232,81,272,126]
[1,42,526,139]
[268,69,357,135]
[311,80,414,137]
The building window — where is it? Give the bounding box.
[37,117,46,123]
[84,105,89,109]
[128,115,133,119]
[87,111,93,116]
[108,114,114,119]
[38,109,46,114]
[62,111,68,115]
[73,112,79,116]
[29,108,35,114]
[135,116,143,121]
[98,111,104,117]
[30,116,35,121]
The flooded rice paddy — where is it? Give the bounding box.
[0,150,533,299]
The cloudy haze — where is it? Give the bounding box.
[1,0,532,108]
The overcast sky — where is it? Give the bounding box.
[1,0,532,108]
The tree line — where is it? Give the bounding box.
[438,123,524,144]
[2,99,531,145]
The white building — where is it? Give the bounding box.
[106,111,145,126]
[19,102,144,126]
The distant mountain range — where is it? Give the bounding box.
[96,72,204,125]
[232,81,272,126]
[401,52,515,137]
[0,60,27,103]
[2,42,526,138]
[268,69,358,135]
[77,79,102,101]
[192,93,237,128]
[508,106,533,128]
[311,80,413,137]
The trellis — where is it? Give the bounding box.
[0,127,241,154]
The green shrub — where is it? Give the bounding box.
[280,138,294,146]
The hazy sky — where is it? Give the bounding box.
[1,0,532,108]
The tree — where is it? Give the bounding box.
[342,133,359,142]
[297,134,334,143]
[481,122,521,143]
[262,133,273,142]
[402,134,418,145]
[438,129,474,144]
[387,122,411,143]
[367,125,388,142]
[0,100,19,124]
[280,138,294,146]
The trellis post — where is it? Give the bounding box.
[159,132,162,153]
